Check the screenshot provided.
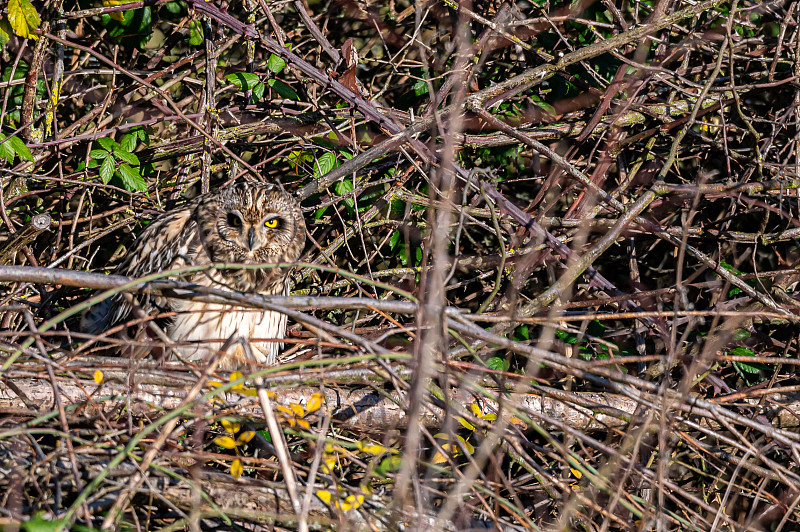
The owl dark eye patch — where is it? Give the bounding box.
[227,212,243,227]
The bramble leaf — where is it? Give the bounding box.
[7,0,40,40]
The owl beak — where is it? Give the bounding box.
[248,227,256,251]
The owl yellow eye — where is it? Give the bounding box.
[227,213,242,228]
[264,218,278,228]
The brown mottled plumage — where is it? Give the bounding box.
[83,182,306,369]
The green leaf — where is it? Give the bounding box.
[413,79,429,96]
[335,178,354,208]
[252,82,265,100]
[5,134,33,162]
[314,206,328,219]
[98,137,120,152]
[118,163,147,192]
[226,72,260,91]
[164,1,184,14]
[533,99,556,115]
[376,455,402,476]
[389,230,400,250]
[734,361,762,374]
[729,347,755,357]
[732,329,751,341]
[486,357,507,371]
[89,149,109,160]
[314,152,337,178]
[7,0,41,40]
[267,78,300,101]
[130,126,150,145]
[99,156,115,184]
[114,149,139,166]
[0,136,15,163]
[0,20,11,47]
[120,133,137,153]
[187,20,203,45]
[21,512,69,532]
[268,53,286,74]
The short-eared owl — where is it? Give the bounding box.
[83,182,306,369]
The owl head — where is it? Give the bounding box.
[197,182,306,269]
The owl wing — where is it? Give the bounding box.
[83,201,203,334]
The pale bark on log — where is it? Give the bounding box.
[3,363,798,432]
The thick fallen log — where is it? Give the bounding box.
[3,359,799,433]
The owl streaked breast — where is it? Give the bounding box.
[82,181,306,369]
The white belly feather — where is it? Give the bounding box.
[168,303,287,370]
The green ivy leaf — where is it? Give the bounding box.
[99,155,115,184]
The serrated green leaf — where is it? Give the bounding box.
[120,133,136,153]
[226,72,260,90]
[97,137,120,152]
[99,156,115,184]
[7,135,33,162]
[8,0,40,40]
[267,78,300,101]
[89,149,109,160]
[314,152,337,178]
[0,136,16,163]
[268,53,286,74]
[114,149,139,166]
[734,361,762,374]
[118,163,147,192]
